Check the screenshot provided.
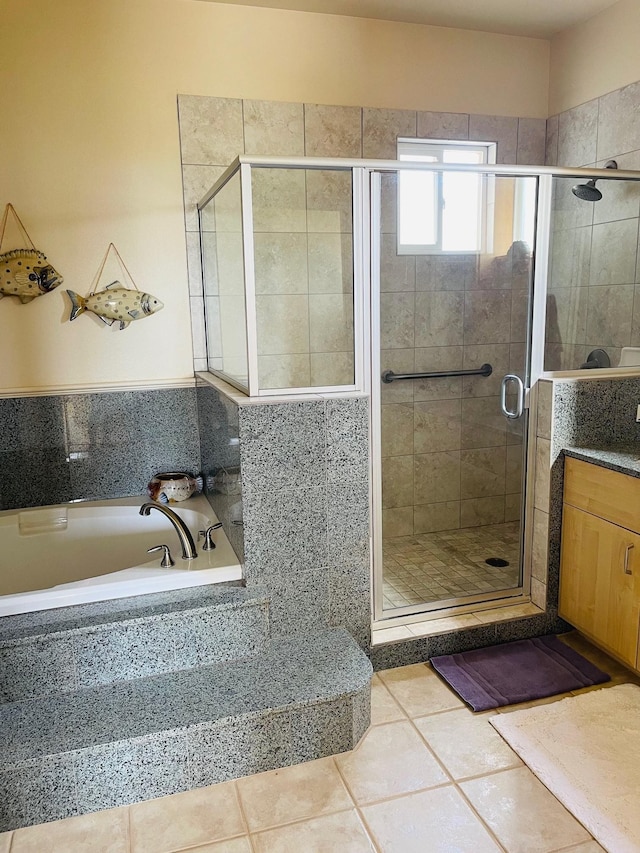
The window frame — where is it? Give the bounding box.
[396,137,497,256]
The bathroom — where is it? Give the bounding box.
[3,0,640,848]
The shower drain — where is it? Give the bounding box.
[485,557,509,567]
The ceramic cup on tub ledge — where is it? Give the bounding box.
[146,472,203,504]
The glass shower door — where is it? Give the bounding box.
[371,167,537,619]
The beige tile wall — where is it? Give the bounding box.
[179,96,546,388]
[545,81,640,370]
[251,167,355,388]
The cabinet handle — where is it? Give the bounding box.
[624,543,634,575]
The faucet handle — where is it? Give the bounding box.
[198,523,223,550]
[147,544,175,568]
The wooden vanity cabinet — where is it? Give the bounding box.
[559,457,640,670]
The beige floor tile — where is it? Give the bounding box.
[371,675,406,725]
[0,833,10,853]
[460,766,591,853]
[361,785,502,852]
[236,756,353,831]
[414,708,522,779]
[556,843,606,852]
[378,663,465,716]
[130,782,246,853]
[185,839,253,853]
[251,809,375,852]
[335,720,448,804]
[10,808,129,853]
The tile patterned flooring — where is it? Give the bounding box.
[383,522,521,609]
[3,633,636,852]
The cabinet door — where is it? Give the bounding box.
[560,504,640,668]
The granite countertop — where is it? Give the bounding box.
[564,444,640,478]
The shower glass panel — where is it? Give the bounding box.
[200,169,248,390]
[251,167,355,389]
[544,175,640,371]
[373,168,537,617]
[199,158,360,396]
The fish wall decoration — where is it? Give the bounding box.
[67,281,163,330]
[67,243,164,330]
[0,204,63,303]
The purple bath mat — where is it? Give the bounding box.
[431,635,610,711]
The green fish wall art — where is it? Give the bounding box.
[0,204,63,303]
[66,243,164,330]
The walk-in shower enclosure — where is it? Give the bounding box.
[198,156,640,621]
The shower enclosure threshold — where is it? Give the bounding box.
[370,596,542,647]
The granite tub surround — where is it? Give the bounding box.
[0,627,372,831]
[0,387,200,511]
[239,395,371,648]
[0,584,269,702]
[197,378,244,562]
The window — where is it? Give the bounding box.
[397,138,497,255]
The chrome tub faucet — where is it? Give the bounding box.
[139,502,197,560]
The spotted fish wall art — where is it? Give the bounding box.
[66,243,164,330]
[0,204,63,303]
[67,282,163,330]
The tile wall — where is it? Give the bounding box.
[545,81,640,369]
[178,95,547,386]
[0,389,200,511]
[180,98,357,390]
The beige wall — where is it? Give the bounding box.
[549,0,640,115]
[0,0,549,393]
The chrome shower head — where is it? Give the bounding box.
[571,159,618,202]
[572,179,602,202]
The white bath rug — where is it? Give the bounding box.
[490,684,640,853]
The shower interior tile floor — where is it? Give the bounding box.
[383,522,521,608]
[4,632,631,853]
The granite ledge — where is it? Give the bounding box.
[0,585,267,645]
[563,444,640,479]
[0,628,372,766]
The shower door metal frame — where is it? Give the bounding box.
[369,166,555,624]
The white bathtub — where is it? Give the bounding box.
[0,495,242,616]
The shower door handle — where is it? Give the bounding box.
[500,374,524,420]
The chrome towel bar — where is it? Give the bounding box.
[381,363,493,383]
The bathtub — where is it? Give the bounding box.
[0,495,242,616]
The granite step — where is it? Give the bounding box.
[0,627,372,831]
[0,584,270,702]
